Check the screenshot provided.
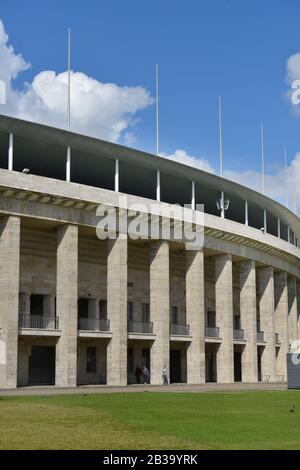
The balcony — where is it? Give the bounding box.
[233,329,245,340]
[275,333,281,345]
[78,317,110,332]
[205,326,220,338]
[128,320,153,334]
[257,330,264,342]
[170,323,190,336]
[19,314,59,330]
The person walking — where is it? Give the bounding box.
[142,366,150,384]
[162,365,168,385]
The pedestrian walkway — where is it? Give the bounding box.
[0,382,287,397]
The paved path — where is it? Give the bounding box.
[0,382,287,397]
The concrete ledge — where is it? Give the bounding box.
[18,328,61,337]
[77,330,112,339]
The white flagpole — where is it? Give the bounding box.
[293,170,297,214]
[67,28,71,132]
[284,145,288,207]
[156,64,159,156]
[218,96,223,177]
[260,123,265,195]
[66,28,71,182]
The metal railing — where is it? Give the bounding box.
[257,330,264,342]
[275,333,281,345]
[205,326,220,338]
[128,321,153,334]
[233,329,245,340]
[170,323,190,336]
[19,314,59,330]
[78,317,110,332]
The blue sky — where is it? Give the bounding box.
[1,0,300,202]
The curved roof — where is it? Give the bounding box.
[0,113,299,240]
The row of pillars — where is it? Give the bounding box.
[0,215,297,388]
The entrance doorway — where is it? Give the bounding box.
[28,346,55,385]
[257,346,263,382]
[234,352,242,382]
[170,350,181,383]
[205,344,217,382]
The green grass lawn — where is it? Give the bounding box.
[0,391,300,450]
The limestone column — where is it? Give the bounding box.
[240,260,258,382]
[288,277,298,346]
[0,216,20,389]
[215,254,234,383]
[297,281,300,344]
[274,271,288,379]
[106,235,128,386]
[55,224,78,387]
[186,249,205,384]
[150,241,170,385]
[257,266,275,381]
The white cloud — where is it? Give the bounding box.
[286,53,300,84]
[0,19,153,142]
[160,148,216,173]
[161,147,300,210]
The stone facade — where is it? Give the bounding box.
[0,174,299,388]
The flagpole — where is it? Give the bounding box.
[67,28,71,132]
[284,145,288,207]
[260,123,265,195]
[66,28,71,182]
[218,96,223,177]
[156,64,159,156]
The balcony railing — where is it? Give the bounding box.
[233,329,245,340]
[257,330,264,342]
[78,317,110,332]
[19,314,59,330]
[275,333,281,345]
[128,321,153,334]
[170,323,190,336]
[205,326,220,338]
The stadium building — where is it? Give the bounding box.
[0,114,299,388]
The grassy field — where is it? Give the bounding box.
[0,391,300,450]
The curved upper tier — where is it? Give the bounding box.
[0,113,299,245]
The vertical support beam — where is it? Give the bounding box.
[114,159,119,192]
[55,224,78,387]
[186,249,205,384]
[66,146,71,182]
[0,216,20,389]
[277,218,281,238]
[240,260,258,382]
[288,277,298,346]
[215,254,234,383]
[220,192,225,219]
[287,226,290,244]
[8,133,13,171]
[150,241,169,384]
[107,235,128,385]
[191,181,196,210]
[244,201,248,226]
[274,271,288,379]
[156,170,160,202]
[257,266,275,382]
[263,209,267,233]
